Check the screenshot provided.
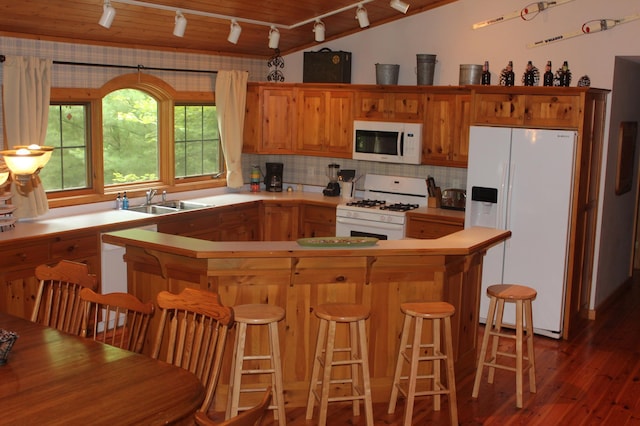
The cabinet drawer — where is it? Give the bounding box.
[524,94,580,128]
[302,205,336,224]
[51,234,98,259]
[406,217,463,239]
[0,242,51,271]
[473,93,525,125]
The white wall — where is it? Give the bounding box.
[283,0,640,311]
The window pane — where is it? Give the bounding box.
[103,89,159,185]
[174,105,221,178]
[42,104,89,191]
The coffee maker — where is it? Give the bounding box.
[264,162,283,192]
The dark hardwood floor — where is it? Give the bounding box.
[219,276,640,425]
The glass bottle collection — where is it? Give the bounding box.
[480,60,572,87]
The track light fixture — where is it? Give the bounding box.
[313,19,325,42]
[227,19,242,44]
[356,4,370,28]
[99,0,116,29]
[268,26,280,49]
[390,0,410,14]
[173,11,187,37]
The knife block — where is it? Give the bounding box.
[428,187,442,208]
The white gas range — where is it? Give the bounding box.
[336,174,429,240]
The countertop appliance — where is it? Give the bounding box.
[336,174,428,240]
[440,188,466,211]
[353,120,423,165]
[465,126,577,339]
[264,162,283,192]
[323,163,341,197]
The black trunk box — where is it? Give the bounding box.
[303,48,352,83]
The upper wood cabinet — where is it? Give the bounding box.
[296,88,354,157]
[472,87,581,128]
[262,87,296,152]
[354,90,424,120]
[422,91,471,168]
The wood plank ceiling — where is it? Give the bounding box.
[0,0,456,59]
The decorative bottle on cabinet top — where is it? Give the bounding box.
[481,61,491,85]
[543,61,554,86]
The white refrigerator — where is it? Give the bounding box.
[465,126,576,339]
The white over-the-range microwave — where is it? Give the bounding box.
[352,120,423,165]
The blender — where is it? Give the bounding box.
[322,163,341,196]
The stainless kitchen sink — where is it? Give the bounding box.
[126,200,214,215]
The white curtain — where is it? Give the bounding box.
[2,56,52,218]
[215,70,248,188]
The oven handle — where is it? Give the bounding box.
[336,217,404,231]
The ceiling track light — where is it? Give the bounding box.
[99,0,116,29]
[227,19,242,44]
[313,19,325,42]
[268,26,280,49]
[356,4,370,28]
[173,11,187,37]
[390,0,410,14]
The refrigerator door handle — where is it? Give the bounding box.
[498,161,509,229]
[505,161,516,240]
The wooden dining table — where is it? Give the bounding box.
[0,312,204,425]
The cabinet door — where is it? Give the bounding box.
[473,93,525,126]
[355,91,387,119]
[389,92,423,121]
[300,204,336,238]
[262,88,295,152]
[242,84,261,153]
[324,90,354,156]
[423,93,455,165]
[451,94,472,166]
[524,94,580,128]
[262,204,300,241]
[405,216,463,239]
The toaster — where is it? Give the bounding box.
[440,189,466,211]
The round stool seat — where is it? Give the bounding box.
[401,301,455,319]
[487,284,537,301]
[233,304,285,324]
[315,303,370,322]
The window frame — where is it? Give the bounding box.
[47,73,225,209]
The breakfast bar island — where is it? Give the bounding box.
[103,227,510,410]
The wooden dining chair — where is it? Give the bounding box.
[32,260,98,335]
[195,387,273,426]
[152,287,235,413]
[79,288,155,353]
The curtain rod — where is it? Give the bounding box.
[0,55,218,74]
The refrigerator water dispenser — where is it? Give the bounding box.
[468,186,499,228]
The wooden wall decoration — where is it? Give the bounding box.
[615,121,638,195]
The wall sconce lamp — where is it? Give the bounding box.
[173,11,187,37]
[99,0,117,29]
[0,145,52,186]
[268,26,280,49]
[227,19,242,44]
[313,20,325,42]
[356,4,370,28]
[390,0,410,14]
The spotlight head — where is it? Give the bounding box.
[313,20,325,42]
[227,19,242,44]
[356,5,370,28]
[173,11,187,37]
[390,0,410,14]
[268,26,280,49]
[99,0,116,29]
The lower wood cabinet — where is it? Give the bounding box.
[406,213,464,239]
[261,202,300,241]
[300,204,336,238]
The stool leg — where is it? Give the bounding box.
[318,320,337,426]
[433,317,442,411]
[515,300,524,409]
[388,313,412,414]
[349,321,360,417]
[525,299,537,394]
[227,322,247,419]
[356,318,374,426]
[306,318,328,420]
[488,298,505,384]
[268,321,286,426]
[472,295,498,398]
[443,315,458,426]
[403,316,423,426]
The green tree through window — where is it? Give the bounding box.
[174,105,221,178]
[102,89,159,185]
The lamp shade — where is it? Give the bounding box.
[268,26,280,49]
[0,148,45,176]
[99,0,116,28]
[14,145,53,169]
[173,11,187,37]
[313,20,325,42]
[228,20,242,44]
[356,5,370,28]
[390,0,410,14]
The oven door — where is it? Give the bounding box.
[335,216,404,240]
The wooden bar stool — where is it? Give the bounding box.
[305,303,374,426]
[226,304,286,426]
[472,284,537,408]
[388,302,458,426]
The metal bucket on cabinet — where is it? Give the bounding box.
[416,54,436,85]
[376,64,400,85]
[459,64,483,85]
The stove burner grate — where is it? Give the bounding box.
[380,203,420,212]
[345,199,386,208]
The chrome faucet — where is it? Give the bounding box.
[145,188,157,205]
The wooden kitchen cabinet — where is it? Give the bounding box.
[422,91,471,167]
[242,83,261,153]
[296,88,354,157]
[262,87,296,152]
[406,213,464,239]
[299,203,336,238]
[354,90,424,121]
[261,201,300,241]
